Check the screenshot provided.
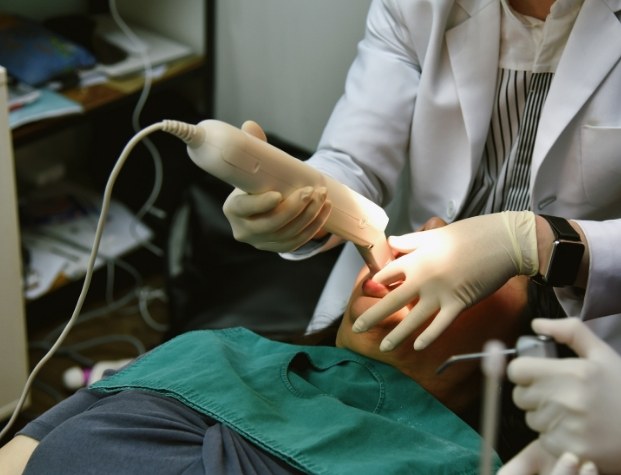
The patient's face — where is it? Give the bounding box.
[335,221,529,412]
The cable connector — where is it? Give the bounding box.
[161,120,205,147]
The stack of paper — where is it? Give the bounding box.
[20,182,153,299]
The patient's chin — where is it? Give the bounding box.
[348,296,376,323]
[338,302,410,357]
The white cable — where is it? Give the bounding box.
[0,121,175,441]
[59,335,146,356]
[137,287,169,332]
[30,335,146,361]
[42,258,143,343]
[0,119,200,440]
[109,0,164,257]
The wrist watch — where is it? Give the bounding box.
[533,215,585,287]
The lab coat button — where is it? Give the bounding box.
[446,200,457,220]
[537,196,557,210]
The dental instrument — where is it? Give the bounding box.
[436,334,561,375]
[480,340,506,475]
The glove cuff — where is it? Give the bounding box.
[501,211,539,277]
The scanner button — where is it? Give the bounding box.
[222,146,260,174]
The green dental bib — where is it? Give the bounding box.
[91,328,499,475]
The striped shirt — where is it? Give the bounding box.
[459,0,584,218]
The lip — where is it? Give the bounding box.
[361,278,390,298]
[348,277,412,325]
[349,281,407,323]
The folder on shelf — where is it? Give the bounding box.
[8,80,41,111]
[9,88,83,130]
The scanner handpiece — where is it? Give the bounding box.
[185,120,393,273]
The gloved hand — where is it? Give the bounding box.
[499,440,598,475]
[352,211,538,351]
[508,318,621,475]
[222,121,332,252]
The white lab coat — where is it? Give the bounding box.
[302,0,621,351]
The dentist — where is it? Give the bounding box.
[223,0,621,353]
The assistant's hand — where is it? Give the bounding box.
[508,318,621,475]
[352,211,538,351]
[499,440,598,475]
[222,121,332,252]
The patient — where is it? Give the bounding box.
[0,220,531,475]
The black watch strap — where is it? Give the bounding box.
[542,215,581,242]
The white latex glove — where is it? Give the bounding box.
[499,440,598,475]
[221,121,332,252]
[352,211,538,351]
[508,318,621,475]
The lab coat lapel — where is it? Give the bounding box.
[533,0,621,172]
[446,0,500,171]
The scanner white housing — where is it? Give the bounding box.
[185,120,393,273]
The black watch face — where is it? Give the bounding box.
[548,241,584,286]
